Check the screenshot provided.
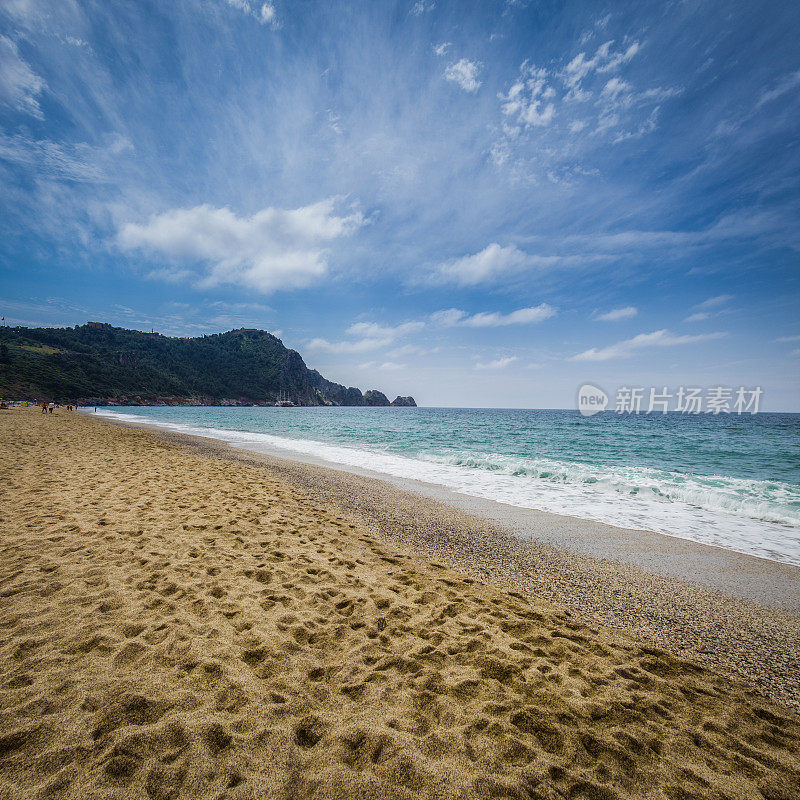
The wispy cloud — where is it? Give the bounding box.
[386,343,437,357]
[563,40,641,88]
[224,0,278,26]
[499,64,556,128]
[595,305,637,321]
[119,199,364,293]
[571,329,726,361]
[557,214,782,253]
[1,0,38,20]
[492,34,681,175]
[757,69,800,108]
[0,131,132,182]
[445,58,482,92]
[0,34,46,118]
[411,1,436,15]
[694,293,733,310]
[431,243,595,286]
[434,244,528,284]
[775,335,800,343]
[683,294,734,322]
[308,320,424,353]
[475,355,518,370]
[432,214,783,291]
[432,303,556,327]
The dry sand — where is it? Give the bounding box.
[156,430,800,711]
[1,408,799,800]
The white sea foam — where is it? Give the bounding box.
[94,409,800,566]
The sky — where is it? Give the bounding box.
[1,0,798,410]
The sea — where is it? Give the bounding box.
[94,406,800,567]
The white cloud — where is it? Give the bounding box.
[119,198,364,293]
[429,215,764,290]
[595,305,637,321]
[429,308,467,327]
[434,303,556,327]
[601,77,630,99]
[610,106,661,143]
[310,305,556,356]
[224,0,278,26]
[361,360,407,370]
[499,65,556,128]
[64,36,91,50]
[775,335,800,343]
[348,321,424,339]
[431,242,607,286]
[757,69,800,108]
[0,131,133,182]
[434,243,529,285]
[433,42,451,56]
[386,343,436,357]
[411,1,435,15]
[571,329,726,361]
[597,42,640,73]
[1,0,38,22]
[695,293,733,309]
[564,40,641,89]
[445,59,482,93]
[310,338,382,354]
[259,3,276,24]
[0,35,46,118]
[466,305,556,326]
[562,214,776,253]
[475,356,518,370]
[307,320,424,353]
[683,295,734,322]
[492,36,677,169]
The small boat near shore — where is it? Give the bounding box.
[275,390,295,407]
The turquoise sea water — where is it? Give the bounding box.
[96,407,800,566]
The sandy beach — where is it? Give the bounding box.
[1,408,799,800]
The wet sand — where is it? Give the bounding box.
[1,408,798,799]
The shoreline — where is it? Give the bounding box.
[2,407,798,799]
[98,412,800,712]
[230,438,800,608]
[88,407,800,573]
[97,409,800,612]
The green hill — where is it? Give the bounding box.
[0,323,415,407]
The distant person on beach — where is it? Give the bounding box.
[48,402,54,414]
[41,402,47,414]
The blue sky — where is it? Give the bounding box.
[1,0,798,409]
